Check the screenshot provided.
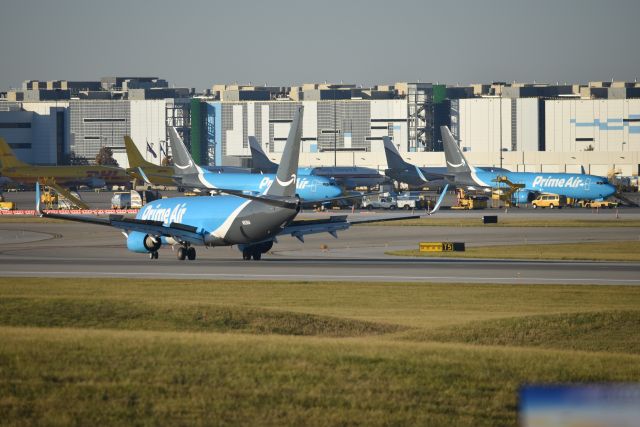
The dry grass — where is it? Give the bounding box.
[1,278,639,425]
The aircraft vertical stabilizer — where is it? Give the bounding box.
[249,136,278,173]
[441,126,472,174]
[382,136,411,170]
[168,128,202,176]
[124,136,156,169]
[265,106,303,198]
[0,138,29,168]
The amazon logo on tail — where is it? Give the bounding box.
[441,126,472,174]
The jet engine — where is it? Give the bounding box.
[512,191,536,204]
[126,231,161,253]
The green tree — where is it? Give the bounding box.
[95,147,119,166]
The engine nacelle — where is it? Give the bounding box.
[512,191,535,204]
[126,231,161,253]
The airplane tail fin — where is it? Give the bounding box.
[441,126,473,174]
[382,136,411,170]
[249,136,278,173]
[168,127,202,176]
[124,136,156,169]
[0,137,29,169]
[265,106,303,198]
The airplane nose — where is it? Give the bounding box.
[606,184,617,197]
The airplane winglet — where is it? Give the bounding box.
[35,182,43,216]
[137,167,152,185]
[428,184,449,215]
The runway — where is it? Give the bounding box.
[0,214,639,285]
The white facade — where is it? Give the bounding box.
[369,99,408,153]
[127,99,168,168]
[545,99,640,153]
[3,101,69,165]
[456,97,539,157]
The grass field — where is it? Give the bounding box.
[1,278,639,426]
[387,240,640,262]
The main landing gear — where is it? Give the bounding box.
[148,246,196,261]
[176,245,196,261]
[241,241,273,261]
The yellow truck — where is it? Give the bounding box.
[578,200,618,209]
[0,194,15,210]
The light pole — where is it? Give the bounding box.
[499,92,503,168]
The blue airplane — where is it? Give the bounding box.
[249,136,388,190]
[38,107,448,261]
[383,136,510,190]
[167,127,342,203]
[440,126,617,203]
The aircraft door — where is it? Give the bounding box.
[584,178,591,191]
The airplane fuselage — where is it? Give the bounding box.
[1,165,130,186]
[462,170,616,200]
[181,171,342,201]
[136,195,297,247]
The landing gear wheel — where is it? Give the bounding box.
[149,251,159,260]
[242,249,251,260]
[187,247,196,260]
[177,247,187,260]
[252,252,262,261]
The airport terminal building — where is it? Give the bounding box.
[0,78,639,179]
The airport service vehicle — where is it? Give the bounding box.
[167,128,342,204]
[0,194,15,210]
[451,188,488,210]
[532,194,567,209]
[111,190,160,209]
[440,126,617,203]
[578,199,618,209]
[249,136,387,190]
[111,192,131,209]
[361,195,397,210]
[396,194,428,210]
[39,107,449,261]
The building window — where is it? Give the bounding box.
[82,118,126,123]
[9,143,31,149]
[0,122,31,128]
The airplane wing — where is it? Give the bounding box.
[36,183,205,245]
[42,210,206,245]
[281,184,447,241]
[279,213,422,242]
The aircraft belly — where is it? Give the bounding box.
[221,204,296,244]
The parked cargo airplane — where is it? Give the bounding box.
[383,137,509,189]
[167,126,342,203]
[440,126,616,202]
[249,136,388,190]
[38,107,446,260]
[0,137,130,188]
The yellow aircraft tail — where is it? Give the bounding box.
[0,137,29,169]
[124,136,157,168]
